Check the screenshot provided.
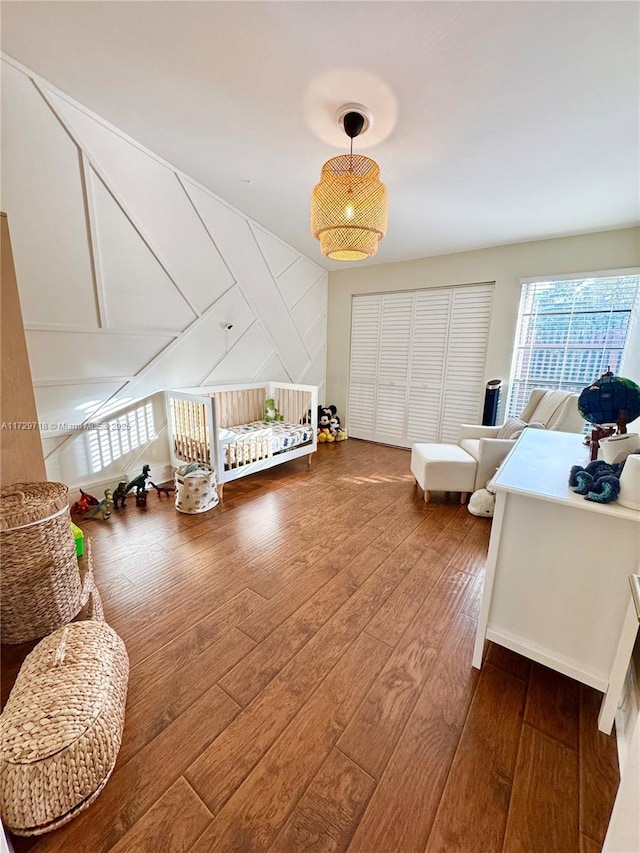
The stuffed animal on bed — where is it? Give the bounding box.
[264,398,283,422]
[568,458,626,503]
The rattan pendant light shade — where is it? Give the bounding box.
[311,107,388,261]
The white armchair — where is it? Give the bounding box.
[458,389,585,491]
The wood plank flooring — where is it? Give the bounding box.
[1,439,619,852]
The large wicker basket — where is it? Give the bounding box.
[0,482,86,643]
[0,621,129,836]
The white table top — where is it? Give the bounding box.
[490,429,640,522]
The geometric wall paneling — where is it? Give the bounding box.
[33,380,127,427]
[276,255,326,310]
[44,88,235,315]
[252,352,290,385]
[0,63,98,327]
[303,313,327,360]
[182,178,309,380]
[89,170,197,331]
[250,225,300,279]
[25,329,174,383]
[2,55,326,487]
[121,286,255,399]
[292,279,327,345]
[199,322,275,386]
[297,344,326,389]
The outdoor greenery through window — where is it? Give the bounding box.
[507,271,640,417]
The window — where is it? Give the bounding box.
[507,271,640,417]
[87,402,156,473]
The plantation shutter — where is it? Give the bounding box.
[348,282,494,447]
[347,295,381,440]
[374,293,413,444]
[440,284,494,443]
[406,289,451,443]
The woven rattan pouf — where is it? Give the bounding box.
[0,621,129,836]
[0,482,85,643]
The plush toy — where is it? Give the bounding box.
[468,486,496,517]
[264,398,283,423]
[329,416,347,441]
[568,458,626,504]
[317,405,347,442]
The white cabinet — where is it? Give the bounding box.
[473,429,640,734]
[348,283,493,447]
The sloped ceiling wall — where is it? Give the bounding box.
[1,56,327,483]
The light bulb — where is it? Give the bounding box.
[344,203,355,220]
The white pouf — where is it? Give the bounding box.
[410,443,477,503]
[174,465,219,514]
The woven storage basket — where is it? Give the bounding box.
[0,620,129,836]
[0,482,83,643]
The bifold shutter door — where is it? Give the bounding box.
[374,293,413,445]
[440,284,494,443]
[347,295,381,440]
[406,289,452,444]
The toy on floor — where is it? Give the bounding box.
[135,490,148,507]
[85,489,114,520]
[70,522,84,556]
[70,489,99,515]
[151,483,175,498]
[468,487,496,517]
[125,464,151,496]
[317,405,347,443]
[112,481,128,509]
[568,458,629,504]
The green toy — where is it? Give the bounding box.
[264,398,283,423]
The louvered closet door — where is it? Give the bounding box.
[440,284,494,443]
[374,292,413,445]
[347,295,381,440]
[406,289,452,444]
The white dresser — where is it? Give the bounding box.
[473,428,640,733]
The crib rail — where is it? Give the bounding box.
[167,393,212,467]
[274,385,313,426]
[213,387,267,429]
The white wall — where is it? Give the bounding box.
[1,54,327,488]
[327,228,640,420]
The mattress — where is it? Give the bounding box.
[220,421,313,467]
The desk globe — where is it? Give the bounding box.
[578,372,640,429]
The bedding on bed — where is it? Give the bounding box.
[220,421,314,468]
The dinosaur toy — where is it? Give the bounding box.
[85,489,114,520]
[125,465,151,498]
[70,489,99,515]
[112,481,128,509]
[151,483,175,498]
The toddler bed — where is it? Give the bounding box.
[166,382,317,497]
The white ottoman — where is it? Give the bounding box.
[410,443,477,504]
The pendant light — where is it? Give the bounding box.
[311,105,388,261]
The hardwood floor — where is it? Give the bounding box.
[1,439,619,852]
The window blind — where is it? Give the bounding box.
[507,273,640,417]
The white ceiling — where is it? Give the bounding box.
[2,1,638,270]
